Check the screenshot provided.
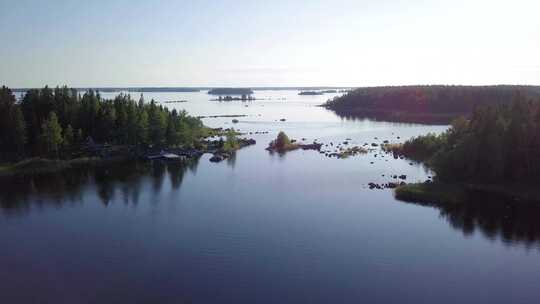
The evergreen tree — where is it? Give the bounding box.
[137,109,149,145]
[63,124,74,148]
[12,106,27,157]
[41,112,63,158]
[126,101,139,144]
[148,100,166,144]
[0,86,26,161]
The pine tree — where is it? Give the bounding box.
[0,86,26,161]
[137,109,149,145]
[148,100,166,144]
[12,106,27,157]
[63,124,74,148]
[41,112,63,158]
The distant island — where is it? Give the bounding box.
[12,87,201,93]
[299,90,337,95]
[208,88,254,95]
[324,85,540,124]
[299,91,323,95]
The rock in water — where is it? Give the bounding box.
[209,154,224,162]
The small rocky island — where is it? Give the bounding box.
[213,95,256,101]
[208,129,256,163]
[266,132,322,153]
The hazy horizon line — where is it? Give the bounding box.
[6,83,540,91]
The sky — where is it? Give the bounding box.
[1,0,539,88]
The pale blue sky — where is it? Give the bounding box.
[1,0,539,87]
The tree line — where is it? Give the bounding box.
[399,94,540,183]
[0,86,206,162]
[325,85,540,122]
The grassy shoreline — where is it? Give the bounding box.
[395,182,540,205]
[394,183,467,204]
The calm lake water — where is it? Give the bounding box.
[2,90,540,304]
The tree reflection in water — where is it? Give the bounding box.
[3,156,540,248]
[400,191,540,249]
[0,158,200,216]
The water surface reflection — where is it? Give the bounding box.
[0,158,200,217]
[401,192,540,249]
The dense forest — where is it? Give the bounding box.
[394,94,540,183]
[325,85,540,123]
[0,86,206,162]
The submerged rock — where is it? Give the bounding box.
[240,138,256,147]
[210,154,225,162]
[385,182,398,189]
[368,182,382,190]
[300,143,323,151]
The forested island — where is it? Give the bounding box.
[325,85,540,123]
[207,88,254,95]
[299,91,324,96]
[0,86,250,176]
[386,94,540,203]
[298,90,337,96]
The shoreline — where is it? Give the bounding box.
[0,136,257,178]
[322,106,462,125]
[0,157,135,178]
[395,182,540,205]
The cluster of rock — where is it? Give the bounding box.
[209,153,229,162]
[367,174,434,190]
[197,114,248,119]
[368,181,407,190]
[209,138,256,163]
[266,141,323,153]
[162,100,188,104]
[317,139,372,159]
[322,146,368,158]
[248,131,270,135]
[367,174,410,190]
[216,95,256,101]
